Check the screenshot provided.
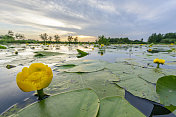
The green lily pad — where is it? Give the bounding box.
[98,96,145,117]
[137,53,176,62]
[55,60,107,73]
[156,75,176,106]
[77,49,88,58]
[55,59,101,67]
[0,45,7,49]
[12,89,99,117]
[34,51,64,57]
[53,64,76,70]
[65,63,104,73]
[116,77,159,103]
[132,67,166,84]
[45,70,124,99]
[6,64,16,69]
[106,62,160,102]
[77,49,88,55]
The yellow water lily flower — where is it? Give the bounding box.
[16,63,53,92]
[171,43,174,45]
[159,59,165,64]
[153,58,159,63]
[101,44,104,47]
[148,49,152,52]
[153,58,165,68]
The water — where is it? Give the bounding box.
[0,44,176,116]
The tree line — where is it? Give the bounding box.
[96,35,144,45]
[0,31,79,44]
[148,33,176,43]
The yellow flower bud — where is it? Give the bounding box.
[148,49,152,52]
[16,63,53,92]
[159,59,165,64]
[153,58,159,63]
[101,44,104,47]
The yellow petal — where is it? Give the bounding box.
[159,59,165,64]
[153,58,159,63]
[16,63,53,92]
[29,63,47,74]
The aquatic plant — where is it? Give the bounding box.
[0,45,7,49]
[16,63,53,100]
[147,49,152,52]
[76,49,88,58]
[6,65,16,69]
[149,43,154,47]
[153,58,165,68]
[101,44,104,48]
[156,75,176,112]
[15,51,18,55]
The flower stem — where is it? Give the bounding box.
[37,89,45,100]
[157,63,160,68]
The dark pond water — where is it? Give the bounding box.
[0,44,176,116]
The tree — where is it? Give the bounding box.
[141,38,143,42]
[8,30,14,37]
[68,36,73,44]
[74,36,78,43]
[148,33,164,43]
[15,33,25,40]
[48,36,52,42]
[54,35,60,42]
[39,33,48,44]
[97,35,110,45]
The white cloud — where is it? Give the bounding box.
[0,0,176,41]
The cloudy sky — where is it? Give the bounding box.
[0,0,176,41]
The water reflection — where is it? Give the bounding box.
[1,44,176,116]
[0,67,36,114]
[98,48,105,56]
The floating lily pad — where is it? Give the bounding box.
[137,53,176,62]
[105,62,160,102]
[45,70,124,99]
[55,59,99,67]
[156,75,176,106]
[12,89,99,117]
[98,96,145,117]
[65,63,104,73]
[34,51,64,57]
[6,65,16,69]
[77,49,88,58]
[116,77,159,103]
[55,60,107,73]
[54,64,76,70]
[0,45,7,49]
[147,48,171,53]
